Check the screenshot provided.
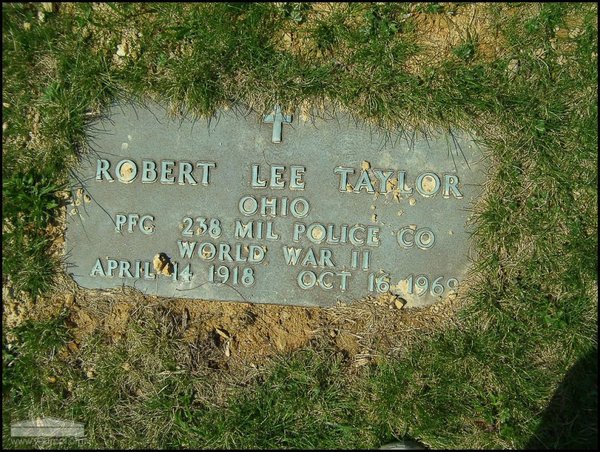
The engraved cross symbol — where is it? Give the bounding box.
[263,104,292,143]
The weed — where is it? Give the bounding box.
[280,2,311,25]
[2,170,64,295]
[3,171,63,232]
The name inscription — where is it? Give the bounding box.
[65,103,486,307]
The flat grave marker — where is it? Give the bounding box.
[65,102,487,307]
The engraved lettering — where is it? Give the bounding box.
[443,174,463,198]
[96,159,114,181]
[290,166,306,190]
[218,243,233,262]
[301,248,318,266]
[235,244,247,262]
[351,249,359,269]
[239,196,259,216]
[338,271,351,290]
[270,165,285,189]
[96,159,215,185]
[265,222,279,240]
[416,172,441,197]
[178,161,198,185]
[198,242,216,260]
[126,214,139,233]
[90,258,105,277]
[119,260,133,278]
[251,164,306,189]
[261,197,277,216]
[353,170,376,194]
[143,261,156,279]
[115,213,154,234]
[289,197,309,218]
[142,160,158,183]
[107,258,118,277]
[320,249,334,267]
[397,171,413,194]
[362,250,370,270]
[196,162,216,185]
[177,240,196,258]
[160,160,176,184]
[351,249,371,270]
[234,220,253,239]
[398,227,414,247]
[116,159,137,183]
[326,224,339,244]
[283,247,335,267]
[298,270,317,289]
[366,227,380,247]
[293,222,380,247]
[318,271,334,289]
[235,220,279,240]
[349,225,365,246]
[335,168,462,198]
[283,246,303,265]
[340,225,348,243]
[415,228,435,249]
[115,214,127,232]
[293,223,306,242]
[134,261,142,278]
[334,166,355,191]
[248,245,265,263]
[251,164,267,188]
[240,196,310,218]
[297,270,351,290]
[397,226,435,249]
[373,169,393,194]
[140,215,155,234]
[307,223,326,244]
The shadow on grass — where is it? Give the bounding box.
[526,346,598,450]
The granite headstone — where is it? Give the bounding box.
[65,102,487,307]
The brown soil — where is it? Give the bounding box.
[276,3,510,71]
[403,3,512,75]
[4,264,470,371]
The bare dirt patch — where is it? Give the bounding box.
[404,3,509,74]
[274,3,509,73]
[5,266,470,373]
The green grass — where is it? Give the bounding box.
[3,169,64,295]
[2,2,597,449]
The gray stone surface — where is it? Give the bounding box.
[65,102,488,307]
